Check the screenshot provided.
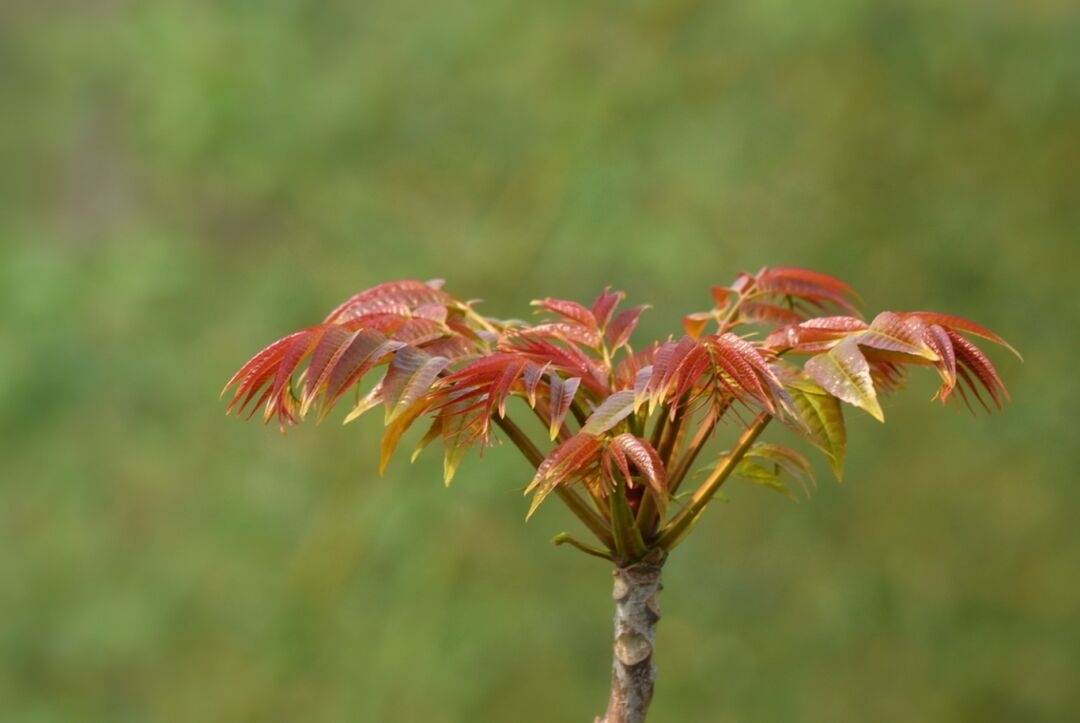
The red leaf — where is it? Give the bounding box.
[547,373,582,440]
[523,362,548,407]
[528,322,602,348]
[322,332,405,416]
[435,353,530,427]
[765,316,868,353]
[761,266,856,296]
[614,343,659,391]
[711,285,737,307]
[645,337,698,411]
[223,330,306,415]
[266,327,325,426]
[706,334,784,413]
[531,298,598,330]
[609,434,666,494]
[905,312,1021,359]
[756,267,860,313]
[947,330,1009,409]
[606,306,647,351]
[739,302,803,327]
[391,317,447,346]
[486,357,528,418]
[501,333,608,394]
[682,311,713,339]
[301,325,356,413]
[418,335,474,360]
[381,347,450,423]
[922,324,957,402]
[525,433,603,518]
[591,287,625,329]
[669,344,712,410]
[324,279,453,324]
[856,311,938,361]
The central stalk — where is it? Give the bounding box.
[597,553,665,723]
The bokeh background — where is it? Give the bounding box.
[2,1,1078,721]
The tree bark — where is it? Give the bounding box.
[596,555,664,723]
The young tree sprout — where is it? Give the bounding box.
[223,268,1018,722]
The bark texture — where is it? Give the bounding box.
[596,556,664,723]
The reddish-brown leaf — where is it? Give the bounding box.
[486,357,528,418]
[322,332,405,416]
[522,362,548,407]
[905,312,1020,359]
[922,324,957,402]
[531,298,598,330]
[606,306,647,351]
[547,373,582,440]
[382,347,450,423]
[264,326,327,425]
[591,287,625,329]
[764,316,868,354]
[529,322,603,348]
[645,337,697,411]
[525,433,603,518]
[739,302,803,327]
[301,325,356,413]
[223,330,306,416]
[682,311,714,339]
[711,285,738,307]
[608,434,666,500]
[324,279,453,324]
[855,311,938,362]
[706,334,779,413]
[948,329,1009,408]
[756,267,859,313]
[501,333,608,394]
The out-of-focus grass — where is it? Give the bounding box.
[1,1,1078,721]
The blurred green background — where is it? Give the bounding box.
[2,1,1078,721]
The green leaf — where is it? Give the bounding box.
[745,442,815,495]
[734,459,797,501]
[786,376,847,481]
[379,399,428,474]
[342,379,385,424]
[581,390,637,435]
[804,339,884,422]
[440,411,472,486]
[410,417,444,463]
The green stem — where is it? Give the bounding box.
[635,401,685,536]
[570,398,589,428]
[649,405,669,449]
[654,412,772,551]
[667,400,728,495]
[610,480,647,562]
[552,532,612,561]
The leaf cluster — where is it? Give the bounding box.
[224,269,1016,563]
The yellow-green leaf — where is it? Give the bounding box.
[804,339,884,422]
[786,375,847,481]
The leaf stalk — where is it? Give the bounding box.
[655,412,772,550]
